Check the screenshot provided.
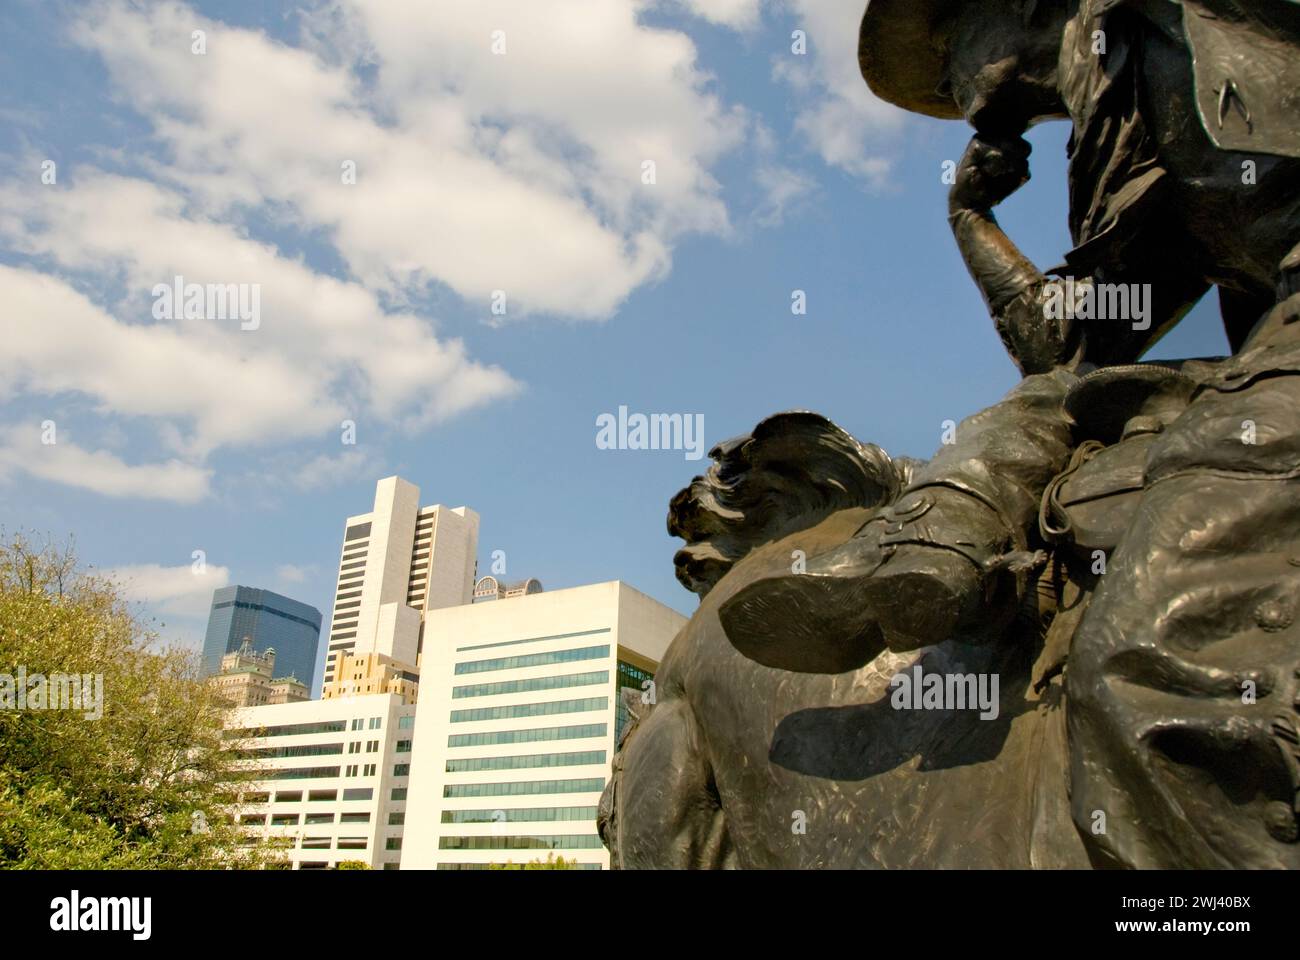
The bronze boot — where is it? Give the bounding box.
[718,485,1037,673]
[719,370,1077,674]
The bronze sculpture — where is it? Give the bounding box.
[598,412,1090,867]
[600,0,1300,868]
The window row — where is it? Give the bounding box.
[445,750,606,773]
[447,723,607,749]
[453,644,610,676]
[455,627,611,655]
[278,790,327,803]
[207,600,321,631]
[260,766,340,781]
[240,742,343,760]
[437,835,605,850]
[265,788,373,803]
[301,836,368,850]
[225,720,346,739]
[452,671,608,700]
[440,806,598,824]
[443,778,605,799]
[450,697,608,724]
[242,812,372,826]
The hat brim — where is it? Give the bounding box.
[859,0,963,121]
[1063,364,1197,444]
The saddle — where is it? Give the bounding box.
[1039,363,1205,557]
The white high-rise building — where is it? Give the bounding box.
[401,581,685,870]
[225,477,687,871]
[226,693,416,870]
[322,477,479,692]
[225,476,477,868]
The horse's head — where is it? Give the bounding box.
[667,411,915,598]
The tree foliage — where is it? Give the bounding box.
[0,533,284,869]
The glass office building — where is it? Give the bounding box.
[401,581,684,869]
[614,659,654,745]
[202,586,324,689]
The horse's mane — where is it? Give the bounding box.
[667,411,918,597]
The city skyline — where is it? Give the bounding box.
[204,473,682,869]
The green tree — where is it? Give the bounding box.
[0,533,285,869]
[335,860,371,870]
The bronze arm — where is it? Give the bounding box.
[948,134,1083,374]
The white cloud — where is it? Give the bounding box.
[751,162,815,226]
[0,258,326,458]
[773,0,906,185]
[0,0,903,504]
[275,564,310,584]
[0,171,520,498]
[69,0,749,319]
[0,0,769,502]
[289,450,379,492]
[0,424,211,503]
[674,0,764,30]
[105,561,232,620]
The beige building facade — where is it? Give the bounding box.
[209,640,309,708]
[323,650,421,704]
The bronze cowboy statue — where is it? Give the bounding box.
[600,0,1300,868]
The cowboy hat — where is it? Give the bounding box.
[858,0,963,121]
[1063,362,1198,444]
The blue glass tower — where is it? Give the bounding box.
[201,586,323,689]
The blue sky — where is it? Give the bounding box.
[0,0,1230,681]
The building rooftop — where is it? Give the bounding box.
[473,575,543,602]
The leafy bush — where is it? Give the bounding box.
[0,533,285,869]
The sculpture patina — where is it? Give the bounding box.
[599,0,1300,868]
